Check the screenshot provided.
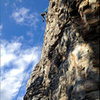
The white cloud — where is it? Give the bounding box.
[11,7,39,30]
[1,37,41,100]
[1,40,21,67]
[1,69,23,100]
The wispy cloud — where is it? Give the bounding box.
[0,25,3,29]
[26,31,34,43]
[1,37,41,100]
[27,31,34,38]
[11,7,39,30]
[4,0,9,6]
[19,0,22,3]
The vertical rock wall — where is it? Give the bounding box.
[24,0,100,100]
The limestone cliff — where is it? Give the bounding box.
[24,0,100,100]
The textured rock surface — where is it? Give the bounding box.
[24,0,100,100]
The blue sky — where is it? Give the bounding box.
[0,0,49,100]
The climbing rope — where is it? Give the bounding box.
[15,24,45,100]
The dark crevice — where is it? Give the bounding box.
[84,29,100,41]
[52,2,55,8]
[54,54,62,67]
[48,30,64,59]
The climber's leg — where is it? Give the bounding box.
[41,12,46,22]
[41,12,46,17]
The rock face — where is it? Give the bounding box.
[24,0,100,100]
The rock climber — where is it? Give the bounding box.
[40,8,48,22]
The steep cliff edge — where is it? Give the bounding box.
[24,0,100,100]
